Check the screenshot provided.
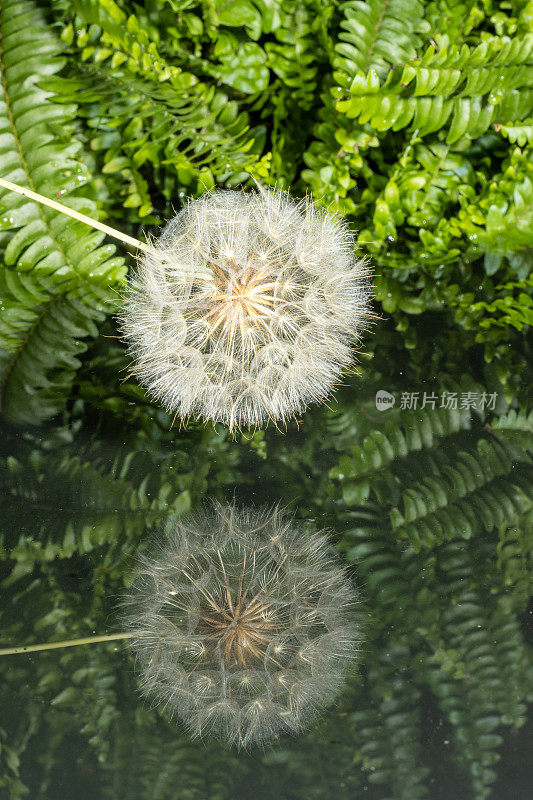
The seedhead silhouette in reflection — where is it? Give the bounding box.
[122,503,360,748]
[0,504,360,748]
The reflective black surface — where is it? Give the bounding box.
[1,369,531,800]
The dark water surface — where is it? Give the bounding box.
[1,372,531,800]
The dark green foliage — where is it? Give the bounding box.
[334,0,431,78]
[0,0,126,423]
[326,398,532,799]
[47,0,266,217]
[0,1,531,799]
[304,1,532,378]
[0,415,240,580]
[1,388,531,800]
[0,726,27,799]
[1,0,532,422]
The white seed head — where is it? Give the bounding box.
[122,504,360,748]
[119,188,372,430]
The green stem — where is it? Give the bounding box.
[0,632,133,656]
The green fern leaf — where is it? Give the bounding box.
[0,271,105,425]
[334,0,430,82]
[48,0,262,207]
[0,0,126,423]
[336,36,533,141]
[495,118,533,146]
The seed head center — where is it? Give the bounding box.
[203,592,275,667]
[206,263,278,337]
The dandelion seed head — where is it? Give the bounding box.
[120,188,372,430]
[122,504,360,748]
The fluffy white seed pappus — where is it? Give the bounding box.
[119,187,372,430]
[122,504,360,748]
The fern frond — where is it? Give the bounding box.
[0,437,198,571]
[331,400,533,549]
[337,486,531,800]
[0,271,105,424]
[301,91,375,214]
[266,0,318,102]
[256,0,323,183]
[46,0,262,211]
[496,509,533,608]
[391,439,533,550]
[336,36,533,141]
[421,537,528,798]
[490,407,533,460]
[495,118,533,146]
[330,403,472,506]
[334,0,430,82]
[0,0,126,423]
[351,645,430,798]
